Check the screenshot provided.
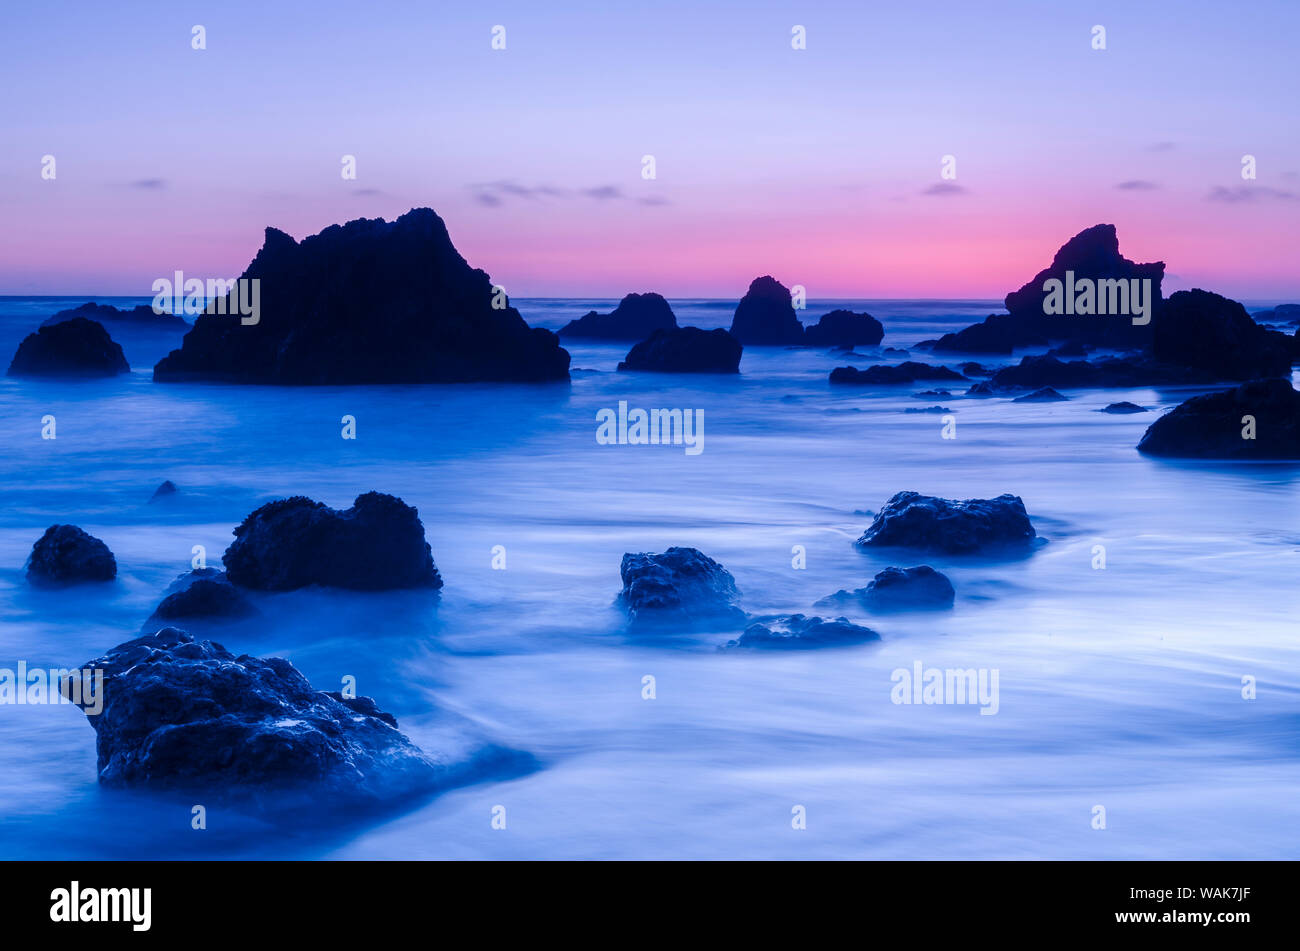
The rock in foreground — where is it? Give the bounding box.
[144,569,255,629]
[618,547,743,626]
[803,310,884,348]
[617,327,742,373]
[64,628,439,803]
[728,276,804,345]
[559,292,677,340]
[819,565,955,611]
[725,614,880,650]
[153,208,569,383]
[27,525,117,585]
[856,491,1037,554]
[1137,378,1300,459]
[7,318,130,378]
[223,492,442,590]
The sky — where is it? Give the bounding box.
[0,0,1297,298]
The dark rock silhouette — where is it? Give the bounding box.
[63,627,439,802]
[725,614,880,650]
[960,362,992,377]
[932,314,1023,354]
[1137,378,1300,459]
[913,389,952,398]
[1252,304,1300,325]
[27,525,117,585]
[856,491,1036,554]
[145,569,255,628]
[728,276,804,345]
[1101,401,1147,414]
[904,405,952,414]
[818,565,955,611]
[618,547,743,626]
[617,327,742,373]
[969,355,1198,393]
[1046,341,1090,359]
[1013,386,1068,402]
[7,318,129,378]
[803,310,884,348]
[559,293,677,340]
[153,208,569,383]
[830,362,966,384]
[222,492,442,591]
[1153,289,1292,381]
[149,480,178,502]
[43,301,188,331]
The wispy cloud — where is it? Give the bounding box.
[921,183,967,197]
[468,180,667,207]
[1206,184,1298,203]
[127,178,166,190]
[1147,141,1177,152]
[1115,180,1160,190]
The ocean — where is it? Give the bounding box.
[0,296,1297,859]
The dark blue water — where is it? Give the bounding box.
[1,296,1297,858]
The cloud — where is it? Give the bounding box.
[128,178,166,190]
[1147,141,1177,152]
[1206,184,1298,203]
[351,188,386,197]
[468,180,666,207]
[580,185,624,201]
[1115,180,1160,190]
[921,183,967,196]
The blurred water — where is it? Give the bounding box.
[0,296,1297,858]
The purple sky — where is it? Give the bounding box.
[1,0,1297,298]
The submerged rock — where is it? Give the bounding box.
[153,208,569,383]
[26,525,117,586]
[728,276,804,345]
[725,614,880,650]
[803,309,884,348]
[856,491,1036,554]
[618,547,743,626]
[904,405,952,414]
[932,314,1022,354]
[617,327,742,373]
[1153,289,1292,381]
[149,480,178,502]
[7,318,130,378]
[63,627,439,802]
[1101,401,1147,414]
[559,292,677,340]
[223,492,442,591]
[1013,386,1068,402]
[973,354,1196,393]
[818,565,955,611]
[42,301,189,331]
[829,362,966,384]
[144,569,255,628]
[1137,378,1300,459]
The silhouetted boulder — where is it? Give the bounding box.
[803,310,884,348]
[7,318,129,378]
[818,565,955,611]
[960,362,992,377]
[43,301,188,331]
[724,614,880,650]
[1013,386,1068,402]
[559,293,677,340]
[1137,378,1300,459]
[153,208,569,383]
[144,569,254,629]
[1101,401,1147,414]
[856,491,1036,554]
[974,354,1197,393]
[222,492,442,591]
[63,627,439,803]
[932,314,1022,354]
[26,525,117,585]
[904,405,952,414]
[149,480,178,502]
[829,362,966,384]
[1153,289,1291,381]
[728,276,804,345]
[617,327,742,373]
[618,547,743,626]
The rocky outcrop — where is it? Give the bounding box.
[1137,378,1300,459]
[856,491,1036,554]
[144,569,255,629]
[1252,304,1300,325]
[26,525,117,585]
[931,314,1023,354]
[724,614,880,650]
[803,310,884,348]
[1013,386,1068,402]
[559,293,677,340]
[222,492,442,591]
[728,276,804,345]
[7,318,130,378]
[63,628,439,802]
[617,327,742,373]
[829,362,966,384]
[42,301,188,331]
[817,565,955,611]
[618,547,743,627]
[153,208,569,383]
[1153,289,1292,381]
[1101,401,1147,414]
[149,480,178,502]
[968,355,1197,394]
